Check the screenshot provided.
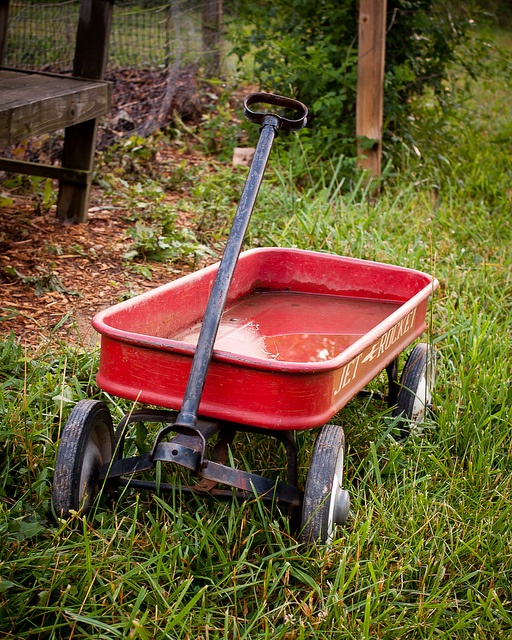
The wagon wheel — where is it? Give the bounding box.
[392,342,437,438]
[52,400,114,518]
[300,424,350,545]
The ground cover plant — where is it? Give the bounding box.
[1,26,512,640]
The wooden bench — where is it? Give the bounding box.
[0,0,113,223]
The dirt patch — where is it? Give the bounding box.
[0,72,250,348]
[0,134,217,348]
[0,188,193,348]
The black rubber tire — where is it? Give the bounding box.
[300,424,350,545]
[52,399,114,518]
[392,343,437,437]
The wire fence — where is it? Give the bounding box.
[2,1,240,149]
[3,0,217,71]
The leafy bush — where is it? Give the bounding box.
[229,0,481,158]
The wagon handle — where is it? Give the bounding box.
[244,92,308,132]
[174,94,308,433]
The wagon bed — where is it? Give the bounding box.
[93,247,437,429]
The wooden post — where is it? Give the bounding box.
[0,0,9,66]
[57,0,113,222]
[356,0,387,178]
[73,0,113,80]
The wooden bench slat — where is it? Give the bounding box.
[0,70,111,145]
[0,69,104,97]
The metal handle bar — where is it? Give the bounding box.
[244,92,308,132]
[173,94,307,433]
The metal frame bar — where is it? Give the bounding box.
[100,407,303,508]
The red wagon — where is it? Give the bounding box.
[52,94,438,544]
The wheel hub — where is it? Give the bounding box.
[333,487,350,525]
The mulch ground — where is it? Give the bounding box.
[0,68,245,349]
[0,187,192,348]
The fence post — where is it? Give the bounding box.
[356,0,387,178]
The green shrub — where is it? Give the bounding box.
[229,0,482,159]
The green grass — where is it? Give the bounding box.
[1,29,512,640]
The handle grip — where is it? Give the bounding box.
[244,92,308,132]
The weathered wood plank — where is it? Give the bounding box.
[0,69,105,99]
[0,157,89,183]
[0,69,110,145]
